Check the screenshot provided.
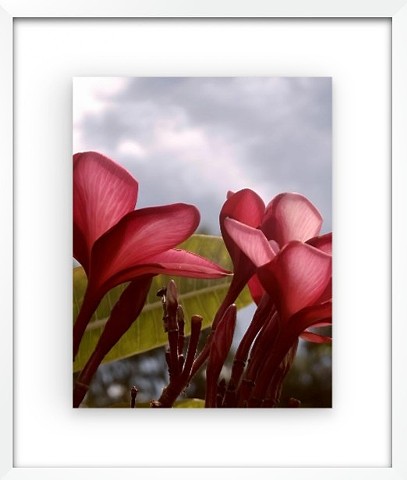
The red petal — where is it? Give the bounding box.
[311,321,332,328]
[224,218,276,267]
[104,248,230,288]
[209,304,237,369]
[215,189,266,305]
[226,190,235,199]
[261,193,322,246]
[248,275,265,305]
[73,152,138,273]
[258,242,332,320]
[307,232,332,254]
[300,331,332,343]
[251,302,332,394]
[317,277,332,303]
[221,189,265,227]
[220,189,265,264]
[288,301,332,333]
[89,204,200,291]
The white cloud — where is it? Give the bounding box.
[117,139,147,159]
[73,77,129,151]
[73,77,128,121]
[73,77,332,232]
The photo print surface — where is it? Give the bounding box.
[73,77,332,408]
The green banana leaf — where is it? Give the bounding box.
[73,235,253,372]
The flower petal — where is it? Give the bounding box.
[288,301,332,333]
[300,331,332,343]
[261,193,322,246]
[103,248,230,288]
[250,302,332,398]
[221,189,265,227]
[216,189,266,314]
[258,241,332,320]
[224,218,277,267]
[311,321,332,328]
[247,275,265,305]
[220,189,265,263]
[73,152,138,273]
[307,232,332,254]
[317,277,332,303]
[89,204,200,290]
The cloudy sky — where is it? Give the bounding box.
[73,77,332,234]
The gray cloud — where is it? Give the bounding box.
[74,77,331,234]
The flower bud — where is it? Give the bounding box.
[209,304,237,369]
[166,279,179,319]
[205,304,237,407]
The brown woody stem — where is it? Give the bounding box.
[156,315,202,407]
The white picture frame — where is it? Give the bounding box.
[1,1,406,479]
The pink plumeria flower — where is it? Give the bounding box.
[223,191,332,331]
[218,190,330,303]
[73,151,229,356]
[224,214,332,403]
[224,215,332,340]
[190,190,331,377]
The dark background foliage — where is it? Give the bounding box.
[82,331,331,408]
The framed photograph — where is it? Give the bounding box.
[72,76,333,411]
[2,1,405,479]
